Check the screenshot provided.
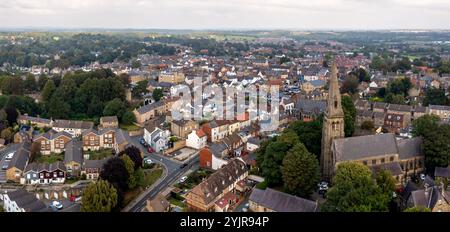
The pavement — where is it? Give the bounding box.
[124,135,199,212]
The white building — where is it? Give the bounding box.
[144,127,170,152]
[1,190,47,212]
[186,130,207,150]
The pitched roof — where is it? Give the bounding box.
[34,129,72,141]
[135,101,165,114]
[388,104,412,112]
[100,116,118,123]
[435,167,450,179]
[333,134,398,162]
[24,161,66,173]
[7,142,31,171]
[196,129,206,138]
[249,188,318,212]
[4,189,48,212]
[187,159,248,205]
[53,120,94,130]
[370,162,403,176]
[397,137,423,159]
[64,140,83,165]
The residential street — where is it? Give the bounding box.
[125,135,199,212]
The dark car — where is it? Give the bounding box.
[139,138,148,147]
[180,163,188,169]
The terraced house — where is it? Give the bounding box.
[33,130,72,155]
[82,128,130,153]
[52,119,94,137]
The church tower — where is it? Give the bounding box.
[321,61,345,181]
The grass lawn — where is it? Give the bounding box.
[143,168,163,188]
[120,124,141,131]
[65,178,80,185]
[174,168,214,189]
[36,153,64,164]
[168,197,186,208]
[123,188,143,207]
[88,149,114,160]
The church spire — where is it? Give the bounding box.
[321,60,345,182]
[326,61,344,118]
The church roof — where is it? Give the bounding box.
[333,133,398,162]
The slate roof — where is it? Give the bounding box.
[397,137,423,159]
[388,104,412,112]
[434,167,450,179]
[370,162,403,176]
[295,99,326,114]
[64,140,83,165]
[17,115,52,125]
[84,158,109,170]
[210,142,228,157]
[53,120,94,130]
[4,189,48,212]
[34,130,72,141]
[24,161,66,173]
[429,105,450,111]
[249,188,318,212]
[188,159,248,205]
[7,142,31,171]
[333,134,398,162]
[100,116,118,123]
[136,101,165,114]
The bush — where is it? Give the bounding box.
[255,181,268,190]
[361,120,375,130]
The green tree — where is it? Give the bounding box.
[423,88,448,106]
[41,80,56,102]
[361,120,375,130]
[422,125,450,173]
[121,110,136,125]
[412,114,440,137]
[385,93,405,104]
[341,75,359,95]
[24,75,37,93]
[342,95,356,137]
[282,143,320,197]
[38,74,49,91]
[152,88,164,102]
[288,119,323,157]
[47,95,70,119]
[103,98,126,118]
[375,170,396,195]
[131,59,142,69]
[322,162,390,212]
[121,155,137,189]
[132,80,148,98]
[404,206,431,212]
[81,180,118,212]
[0,127,13,141]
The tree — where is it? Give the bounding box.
[131,59,142,69]
[375,170,396,195]
[349,68,370,83]
[288,119,323,158]
[423,88,448,106]
[322,162,390,212]
[47,95,70,119]
[24,75,37,93]
[404,206,431,212]
[152,88,164,102]
[385,93,405,104]
[132,80,148,98]
[361,120,375,130]
[121,155,137,189]
[342,95,356,137]
[282,143,320,198]
[103,98,126,119]
[341,75,359,95]
[4,106,18,126]
[118,145,143,170]
[422,125,450,173]
[0,76,24,95]
[412,114,440,137]
[121,110,136,125]
[81,180,118,212]
[41,80,56,102]
[38,74,49,91]
[100,157,130,192]
[0,127,13,141]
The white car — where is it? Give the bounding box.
[242,207,248,212]
[420,174,426,181]
[144,158,153,165]
[5,152,14,160]
[179,176,188,183]
[51,201,63,210]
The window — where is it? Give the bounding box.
[363,161,368,165]
[372,159,376,165]
[390,156,394,162]
[334,101,338,108]
[381,158,385,163]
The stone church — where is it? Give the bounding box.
[320,62,424,183]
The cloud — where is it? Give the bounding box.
[0,0,449,29]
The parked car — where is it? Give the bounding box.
[51,201,63,210]
[2,163,8,170]
[5,152,14,160]
[179,176,188,183]
[147,147,155,153]
[420,174,426,181]
[139,138,147,147]
[144,158,153,165]
[241,207,248,212]
[180,163,188,169]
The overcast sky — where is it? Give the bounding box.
[1,0,450,30]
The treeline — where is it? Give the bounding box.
[0,33,177,68]
[0,68,136,125]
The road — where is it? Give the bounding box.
[126,136,199,212]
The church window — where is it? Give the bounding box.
[334,101,338,108]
